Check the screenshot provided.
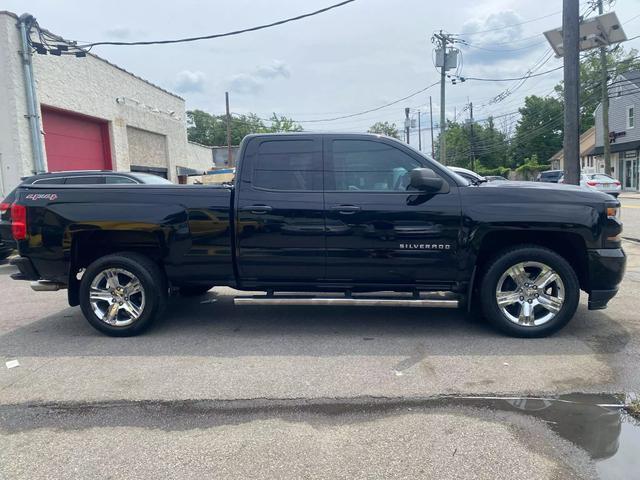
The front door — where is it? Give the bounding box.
[236,136,325,285]
[623,158,638,190]
[323,136,461,287]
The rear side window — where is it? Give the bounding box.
[64,176,105,185]
[106,176,137,184]
[253,140,322,191]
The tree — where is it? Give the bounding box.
[265,114,303,133]
[510,95,564,166]
[433,118,509,170]
[187,110,302,146]
[554,46,640,132]
[368,121,400,139]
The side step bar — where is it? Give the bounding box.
[234,296,459,308]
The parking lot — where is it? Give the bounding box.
[1,198,639,479]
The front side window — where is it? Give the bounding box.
[327,140,422,191]
[253,139,322,191]
[627,105,635,129]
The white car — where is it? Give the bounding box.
[559,173,621,197]
[447,166,487,184]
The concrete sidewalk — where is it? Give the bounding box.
[620,192,640,200]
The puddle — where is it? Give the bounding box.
[437,393,640,479]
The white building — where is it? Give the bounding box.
[0,10,213,196]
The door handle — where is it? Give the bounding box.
[330,205,361,214]
[241,205,273,214]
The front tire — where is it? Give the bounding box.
[79,252,166,336]
[480,245,580,338]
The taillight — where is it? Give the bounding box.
[0,202,10,214]
[11,204,26,240]
[614,181,621,186]
[586,181,597,186]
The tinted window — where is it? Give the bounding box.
[64,176,104,185]
[32,177,66,185]
[106,176,137,184]
[592,174,615,182]
[253,140,322,191]
[328,140,421,191]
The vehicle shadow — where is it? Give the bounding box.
[0,290,627,358]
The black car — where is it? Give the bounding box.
[0,170,171,260]
[536,170,564,183]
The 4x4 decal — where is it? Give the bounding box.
[25,193,58,201]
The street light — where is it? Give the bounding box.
[543,12,627,57]
[543,9,627,185]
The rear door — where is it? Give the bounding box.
[235,136,325,285]
[323,135,461,287]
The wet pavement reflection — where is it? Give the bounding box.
[439,393,639,479]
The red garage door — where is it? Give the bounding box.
[42,107,111,171]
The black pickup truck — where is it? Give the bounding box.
[8,133,625,337]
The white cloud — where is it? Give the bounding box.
[228,60,291,95]
[174,70,206,93]
[104,26,138,40]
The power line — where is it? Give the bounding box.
[75,0,357,48]
[252,80,441,124]
[453,66,563,83]
[454,10,563,36]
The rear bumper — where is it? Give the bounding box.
[587,248,626,310]
[0,239,15,256]
[9,256,40,281]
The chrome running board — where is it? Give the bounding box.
[234,295,459,308]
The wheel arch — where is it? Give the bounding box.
[472,229,589,291]
[67,230,167,306]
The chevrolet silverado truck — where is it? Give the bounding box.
[8,133,626,337]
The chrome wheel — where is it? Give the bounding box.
[89,268,145,327]
[495,261,565,327]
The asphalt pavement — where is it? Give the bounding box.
[620,194,640,241]
[1,234,639,478]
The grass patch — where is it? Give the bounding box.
[626,399,640,419]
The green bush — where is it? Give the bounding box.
[513,155,550,180]
[476,166,511,177]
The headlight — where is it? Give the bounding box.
[607,206,619,218]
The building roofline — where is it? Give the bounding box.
[0,10,184,101]
[550,126,595,160]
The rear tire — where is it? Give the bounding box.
[479,245,580,338]
[79,252,166,336]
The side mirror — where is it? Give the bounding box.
[409,168,444,192]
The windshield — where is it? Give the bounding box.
[130,173,173,184]
[586,174,615,182]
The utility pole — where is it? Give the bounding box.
[404,107,410,145]
[429,96,435,157]
[562,0,581,185]
[225,91,233,167]
[469,101,475,171]
[433,31,453,165]
[598,0,612,175]
[18,14,45,173]
[417,110,422,151]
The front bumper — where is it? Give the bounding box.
[587,248,626,310]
